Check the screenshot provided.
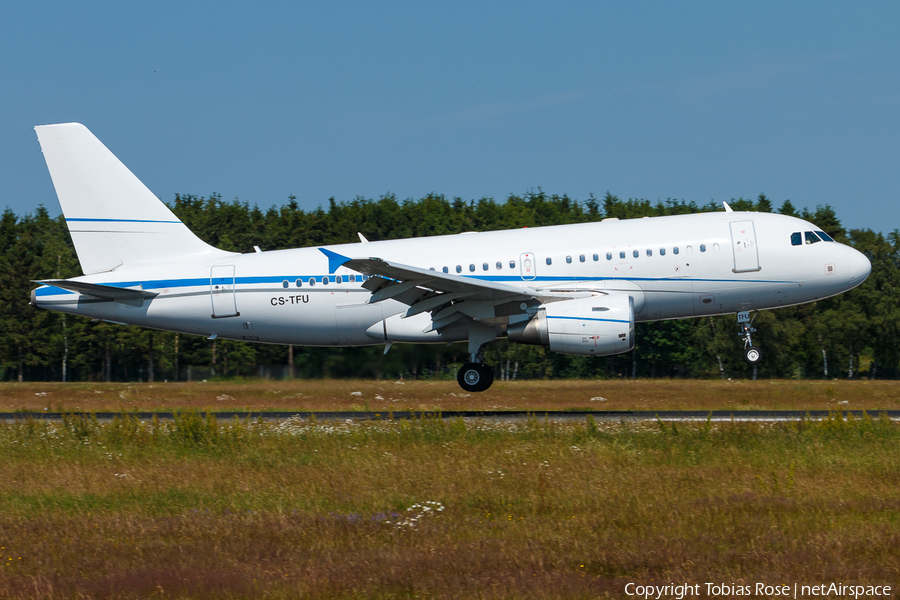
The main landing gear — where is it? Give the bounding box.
[458,323,497,392]
[457,332,495,392]
[457,362,494,393]
[737,310,762,366]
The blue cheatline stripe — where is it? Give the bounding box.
[35,287,74,296]
[32,272,799,298]
[547,316,630,324]
[33,274,365,297]
[65,218,182,224]
[473,275,792,284]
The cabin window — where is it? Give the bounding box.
[469,264,476,272]
[546,257,553,265]
[686,245,693,254]
[456,265,462,273]
[700,244,706,253]
[323,276,329,285]
[308,278,316,286]
[429,267,435,271]
[646,249,652,257]
[673,247,680,255]
[566,255,572,264]
[443,266,449,273]
[509,260,516,268]
[619,251,626,259]
[660,248,666,256]
[350,274,356,282]
[282,280,289,288]
[606,252,612,260]
[713,243,720,251]
[593,253,599,261]
[496,261,502,270]
[295,279,302,287]
[791,232,802,246]
[483,263,489,271]
[633,250,639,258]
[579,254,585,262]
[817,230,835,242]
[805,231,821,245]
[336,275,343,284]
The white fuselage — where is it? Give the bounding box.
[32,210,871,346]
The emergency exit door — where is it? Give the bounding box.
[519,253,536,280]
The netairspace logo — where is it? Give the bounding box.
[624,582,893,599]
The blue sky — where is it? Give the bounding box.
[2,2,898,232]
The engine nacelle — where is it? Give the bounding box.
[508,294,634,356]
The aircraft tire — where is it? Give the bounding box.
[481,364,494,390]
[458,363,493,392]
[743,346,762,365]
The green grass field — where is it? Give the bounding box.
[0,409,898,599]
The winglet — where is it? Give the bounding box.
[358,232,369,243]
[723,201,734,213]
[318,248,352,274]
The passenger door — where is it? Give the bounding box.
[729,221,761,273]
[210,265,239,318]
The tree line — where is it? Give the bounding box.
[1,191,895,382]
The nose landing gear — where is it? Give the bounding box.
[737,311,762,366]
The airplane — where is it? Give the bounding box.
[30,123,871,391]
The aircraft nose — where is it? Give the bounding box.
[847,247,871,286]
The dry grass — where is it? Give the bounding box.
[0,413,897,598]
[2,378,899,413]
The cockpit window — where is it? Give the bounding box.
[816,230,835,242]
[805,231,821,245]
[790,232,802,246]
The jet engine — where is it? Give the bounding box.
[507,294,634,356]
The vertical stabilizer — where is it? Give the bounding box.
[35,123,229,274]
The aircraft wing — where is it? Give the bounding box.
[345,257,533,298]
[322,248,606,330]
[322,248,538,330]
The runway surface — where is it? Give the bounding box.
[2,409,898,422]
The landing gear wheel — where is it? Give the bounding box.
[737,311,762,367]
[744,346,762,366]
[457,362,494,392]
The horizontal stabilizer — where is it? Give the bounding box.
[35,279,158,300]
